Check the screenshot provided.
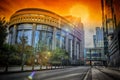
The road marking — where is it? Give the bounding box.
[44,73,84,80]
[83,69,90,80]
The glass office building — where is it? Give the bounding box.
[8,8,83,64]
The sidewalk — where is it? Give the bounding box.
[92,68,113,80]
[0,66,63,73]
[96,67,120,80]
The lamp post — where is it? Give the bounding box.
[90,49,92,67]
[21,38,25,71]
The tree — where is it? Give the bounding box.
[37,44,47,65]
[35,41,52,69]
[16,36,36,70]
[0,17,7,48]
[0,43,19,71]
[50,48,69,66]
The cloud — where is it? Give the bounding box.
[0,0,102,47]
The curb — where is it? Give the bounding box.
[82,68,91,80]
[0,67,64,75]
[0,66,74,75]
[83,69,90,80]
[96,67,120,80]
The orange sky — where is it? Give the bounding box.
[0,0,101,23]
[0,0,102,47]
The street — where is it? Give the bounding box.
[0,66,90,80]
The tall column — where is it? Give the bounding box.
[32,23,36,70]
[79,42,81,60]
[32,23,36,46]
[74,37,77,60]
[52,27,56,50]
[70,39,73,61]
[76,42,80,60]
[60,31,62,48]
[65,33,69,52]
[12,25,17,44]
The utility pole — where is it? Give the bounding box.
[90,49,92,67]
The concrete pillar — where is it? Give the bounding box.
[70,39,73,61]
[74,37,77,60]
[76,41,80,60]
[79,42,81,60]
[32,23,36,46]
[12,25,17,44]
[52,27,56,50]
[65,33,69,52]
[60,31,62,48]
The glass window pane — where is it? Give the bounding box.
[34,31,40,47]
[37,25,42,30]
[17,30,23,44]
[61,36,65,49]
[42,25,47,30]
[24,30,32,45]
[41,31,46,43]
[9,27,14,44]
[56,29,61,48]
[18,24,32,30]
[47,26,53,32]
[56,34,60,48]
[46,32,53,50]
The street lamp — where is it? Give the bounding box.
[90,49,92,67]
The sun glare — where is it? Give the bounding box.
[70,4,89,23]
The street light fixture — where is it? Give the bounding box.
[90,49,92,67]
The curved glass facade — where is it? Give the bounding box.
[9,8,82,64]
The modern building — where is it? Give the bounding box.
[85,48,106,66]
[101,0,115,65]
[65,16,85,65]
[85,27,106,66]
[8,8,84,65]
[109,27,120,67]
[101,0,120,67]
[108,0,120,68]
[93,27,104,48]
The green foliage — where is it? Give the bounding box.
[0,44,21,66]
[50,48,69,65]
[38,51,50,66]
[34,41,52,66]
[0,17,7,47]
[16,35,35,65]
[17,45,34,65]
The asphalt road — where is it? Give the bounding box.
[0,66,90,80]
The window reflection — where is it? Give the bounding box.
[61,36,65,49]
[56,29,61,48]
[46,32,52,50]
[61,31,66,49]
[24,30,32,45]
[34,31,40,47]
[13,24,53,49]
[34,24,53,50]
[9,27,14,44]
[16,24,32,45]
[17,30,23,43]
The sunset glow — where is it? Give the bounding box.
[70,4,89,22]
[0,0,101,26]
[0,0,102,47]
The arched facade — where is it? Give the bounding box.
[9,8,81,64]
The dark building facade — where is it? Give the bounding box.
[8,8,84,65]
[101,0,120,68]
